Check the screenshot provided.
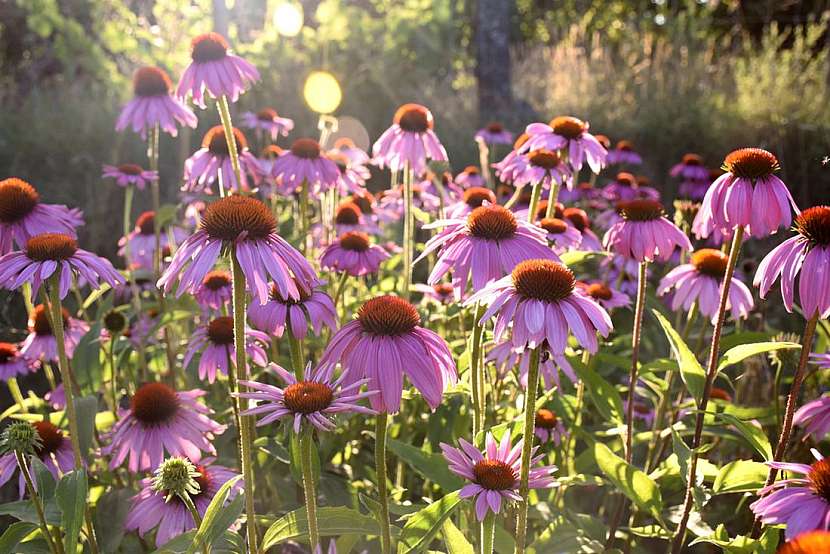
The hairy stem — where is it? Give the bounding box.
[375,412,393,554]
[300,425,320,551]
[514,347,540,554]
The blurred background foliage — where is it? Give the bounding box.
[0,0,829,256]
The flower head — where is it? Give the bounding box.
[118,211,187,271]
[102,163,158,190]
[534,409,567,445]
[116,66,198,138]
[184,126,263,194]
[193,269,232,311]
[176,33,260,108]
[0,420,76,497]
[603,200,692,262]
[240,107,294,140]
[475,122,513,145]
[519,116,607,173]
[0,342,33,381]
[372,104,448,174]
[248,281,337,340]
[151,457,202,502]
[794,396,830,442]
[1,421,41,455]
[575,281,631,311]
[538,217,582,253]
[511,149,571,191]
[606,140,642,166]
[320,232,390,277]
[183,316,270,383]
[272,138,340,197]
[20,304,89,362]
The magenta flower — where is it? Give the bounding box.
[103,383,225,472]
[576,281,631,312]
[534,409,567,445]
[795,396,830,442]
[511,149,570,191]
[412,282,455,305]
[693,148,797,239]
[455,166,487,189]
[440,432,556,521]
[118,211,186,272]
[0,233,122,302]
[116,67,197,139]
[493,133,531,185]
[318,295,456,413]
[158,195,316,305]
[0,342,33,381]
[602,172,660,203]
[812,353,830,371]
[520,116,607,174]
[176,33,259,108]
[563,207,603,251]
[751,449,830,539]
[45,384,65,411]
[670,153,710,181]
[659,248,754,322]
[102,163,158,190]
[320,232,390,277]
[377,181,442,220]
[183,126,263,194]
[249,281,337,340]
[0,421,75,497]
[445,187,496,219]
[606,140,642,166]
[538,217,582,253]
[183,316,269,384]
[372,103,448,174]
[603,200,692,262]
[193,270,232,311]
[237,362,377,433]
[240,107,294,140]
[475,122,513,145]
[418,204,558,299]
[19,305,88,363]
[486,340,576,390]
[0,178,83,255]
[329,201,380,236]
[754,206,830,319]
[271,138,340,197]
[467,259,612,353]
[125,459,241,547]
[329,149,371,196]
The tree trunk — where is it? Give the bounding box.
[475,0,514,125]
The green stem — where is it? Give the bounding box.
[15,452,62,554]
[402,164,414,300]
[624,261,648,464]
[375,412,392,554]
[286,326,305,379]
[122,186,148,379]
[217,95,243,193]
[514,347,540,554]
[7,377,27,414]
[300,426,320,551]
[231,254,259,554]
[544,181,561,218]
[109,336,119,418]
[480,510,496,554]
[298,183,310,256]
[179,493,208,554]
[332,272,349,311]
[148,124,161,276]
[503,185,524,210]
[470,302,486,439]
[526,181,542,223]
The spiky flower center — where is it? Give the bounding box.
[615,140,633,151]
[619,199,664,222]
[462,165,480,176]
[26,233,78,262]
[615,172,636,187]
[723,148,779,180]
[795,206,830,246]
[486,122,504,133]
[269,281,311,304]
[473,459,517,490]
[339,231,371,252]
[261,145,283,159]
[433,283,454,297]
[778,531,830,554]
[191,32,229,63]
[131,382,180,426]
[513,133,530,150]
[586,283,613,301]
[564,207,590,232]
[535,200,563,222]
[351,192,375,214]
[133,66,172,97]
[32,304,68,335]
[467,205,517,241]
[540,217,568,235]
[691,249,728,278]
[103,310,127,334]
[257,108,278,121]
[535,408,558,429]
[283,382,334,414]
[0,178,40,223]
[202,126,247,156]
[118,163,145,176]
[33,421,64,458]
[0,342,18,363]
[595,134,611,149]
[550,116,587,139]
[136,211,156,235]
[202,270,231,291]
[463,187,496,208]
[358,295,420,336]
[290,138,322,159]
[200,195,276,241]
[809,457,830,502]
[394,103,433,133]
[528,149,561,170]
[682,153,703,166]
[335,202,362,225]
[512,260,575,303]
[207,316,235,345]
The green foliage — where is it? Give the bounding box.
[592,442,664,523]
[397,491,462,553]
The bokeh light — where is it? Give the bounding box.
[273,2,303,37]
[303,71,342,114]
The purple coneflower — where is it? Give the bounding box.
[183,316,269,384]
[249,281,337,340]
[176,33,260,108]
[468,259,612,352]
[755,206,830,319]
[493,133,531,186]
[576,281,631,311]
[318,295,456,413]
[795,396,830,442]
[20,304,88,363]
[118,211,186,272]
[102,163,158,190]
[240,107,294,140]
[778,531,830,553]
[237,362,377,433]
[183,126,262,194]
[445,187,496,219]
[512,149,571,194]
[159,195,316,305]
[0,178,83,255]
[125,459,241,547]
[520,116,607,173]
[440,432,556,521]
[812,353,830,370]
[0,342,33,381]
[320,232,390,277]
[372,103,448,174]
[603,200,692,262]
[606,140,642,166]
[116,66,198,139]
[658,248,754,323]
[475,122,513,145]
[418,204,557,299]
[0,420,75,496]
[693,148,797,239]
[486,340,576,390]
[377,181,442,220]
[103,383,225,472]
[751,449,830,539]
[193,270,232,311]
[329,150,371,196]
[330,201,378,236]
[535,409,567,445]
[455,166,487,189]
[602,172,660,203]
[538,217,582,253]
[670,153,710,181]
[272,138,340,196]
[563,207,603,251]
[412,282,455,305]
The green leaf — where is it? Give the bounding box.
[72,324,102,392]
[94,488,133,553]
[388,439,465,492]
[718,342,801,371]
[29,456,56,500]
[0,521,38,554]
[593,442,663,521]
[653,310,706,403]
[397,491,462,553]
[261,506,396,549]
[74,395,99,460]
[442,517,474,554]
[690,525,778,553]
[560,250,609,266]
[713,413,773,461]
[0,500,60,525]
[153,530,244,553]
[713,460,769,494]
[55,470,88,554]
[573,361,623,424]
[187,476,244,554]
